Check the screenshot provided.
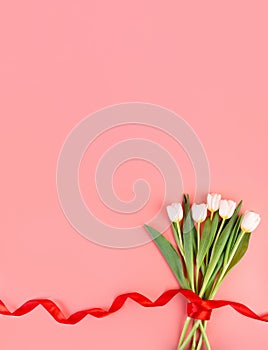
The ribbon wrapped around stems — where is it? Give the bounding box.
[0,289,268,324]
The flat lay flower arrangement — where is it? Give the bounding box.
[1,192,266,350]
[145,193,261,350]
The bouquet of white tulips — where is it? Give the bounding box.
[144,193,261,350]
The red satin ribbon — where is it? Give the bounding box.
[0,289,267,324]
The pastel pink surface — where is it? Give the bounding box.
[0,1,268,349]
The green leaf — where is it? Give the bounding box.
[196,218,211,268]
[200,261,206,276]
[223,215,242,265]
[182,195,196,291]
[199,201,243,297]
[196,212,219,268]
[183,194,191,213]
[203,253,224,299]
[144,224,189,289]
[225,232,251,275]
[171,222,182,249]
[230,215,243,250]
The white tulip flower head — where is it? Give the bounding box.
[166,203,183,222]
[241,211,261,232]
[219,200,236,219]
[207,193,221,212]
[191,203,208,223]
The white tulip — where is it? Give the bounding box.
[166,203,183,222]
[207,193,221,212]
[191,203,207,223]
[219,200,236,219]
[241,211,261,232]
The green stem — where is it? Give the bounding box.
[179,321,201,350]
[198,218,226,298]
[210,231,245,298]
[196,321,207,350]
[177,317,191,349]
[176,221,185,254]
[205,253,209,266]
[179,217,243,350]
[195,268,200,294]
[198,321,211,350]
[197,222,201,251]
[175,221,185,260]
[188,320,210,350]
[191,329,197,349]
[224,228,242,266]
[179,318,210,350]
[195,222,201,292]
[209,218,225,260]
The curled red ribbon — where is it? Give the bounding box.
[0,289,267,324]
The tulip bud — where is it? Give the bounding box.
[207,193,221,212]
[191,203,207,223]
[241,211,261,232]
[219,200,236,219]
[166,203,183,222]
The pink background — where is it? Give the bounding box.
[0,1,268,349]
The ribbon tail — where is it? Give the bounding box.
[0,289,268,325]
